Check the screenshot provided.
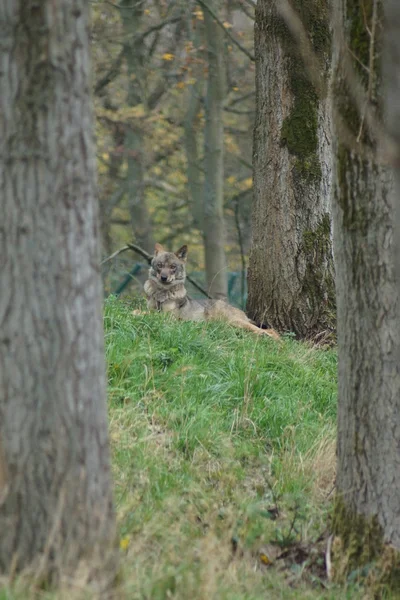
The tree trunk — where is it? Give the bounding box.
[384,1,400,294]
[247,0,335,337]
[0,0,115,581]
[203,0,228,298]
[332,0,400,579]
[184,12,204,229]
[121,0,155,254]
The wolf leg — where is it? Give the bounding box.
[230,319,281,341]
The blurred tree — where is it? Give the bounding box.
[203,0,228,297]
[120,0,155,252]
[247,0,335,337]
[183,3,204,229]
[332,0,400,578]
[0,0,116,582]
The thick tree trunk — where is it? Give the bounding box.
[121,0,154,254]
[332,0,400,578]
[203,0,228,298]
[247,0,335,337]
[384,1,400,293]
[0,0,115,580]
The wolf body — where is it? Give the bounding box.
[144,244,280,341]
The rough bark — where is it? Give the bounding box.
[332,0,400,577]
[384,1,400,295]
[203,0,228,298]
[247,0,335,337]
[0,0,115,580]
[121,0,154,254]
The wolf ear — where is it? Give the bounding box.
[154,243,165,256]
[175,245,188,262]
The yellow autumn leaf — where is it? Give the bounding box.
[193,8,204,20]
[120,536,131,551]
[223,21,233,28]
[240,177,253,190]
[162,53,174,61]
[259,552,272,565]
[176,81,186,89]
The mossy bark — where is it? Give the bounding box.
[332,0,400,586]
[247,0,335,338]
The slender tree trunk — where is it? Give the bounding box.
[100,119,125,258]
[0,0,115,580]
[203,0,228,298]
[247,0,335,337]
[184,12,204,229]
[121,0,154,253]
[332,0,400,578]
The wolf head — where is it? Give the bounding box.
[149,243,188,286]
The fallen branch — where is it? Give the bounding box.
[102,242,212,299]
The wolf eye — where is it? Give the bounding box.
[170,265,177,272]
[157,262,163,269]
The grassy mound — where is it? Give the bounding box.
[105,297,352,599]
[2,297,363,599]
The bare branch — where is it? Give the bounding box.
[224,107,254,115]
[138,15,182,42]
[94,49,124,96]
[101,245,130,265]
[226,90,255,108]
[237,0,255,21]
[196,0,255,62]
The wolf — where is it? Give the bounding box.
[143,243,280,341]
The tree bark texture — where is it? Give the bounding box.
[247,0,335,337]
[384,1,400,300]
[0,0,115,578]
[121,0,155,254]
[332,0,400,560]
[203,0,228,298]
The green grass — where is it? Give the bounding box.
[1,296,364,599]
[103,296,359,599]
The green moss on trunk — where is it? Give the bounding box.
[270,0,331,184]
[332,497,400,594]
